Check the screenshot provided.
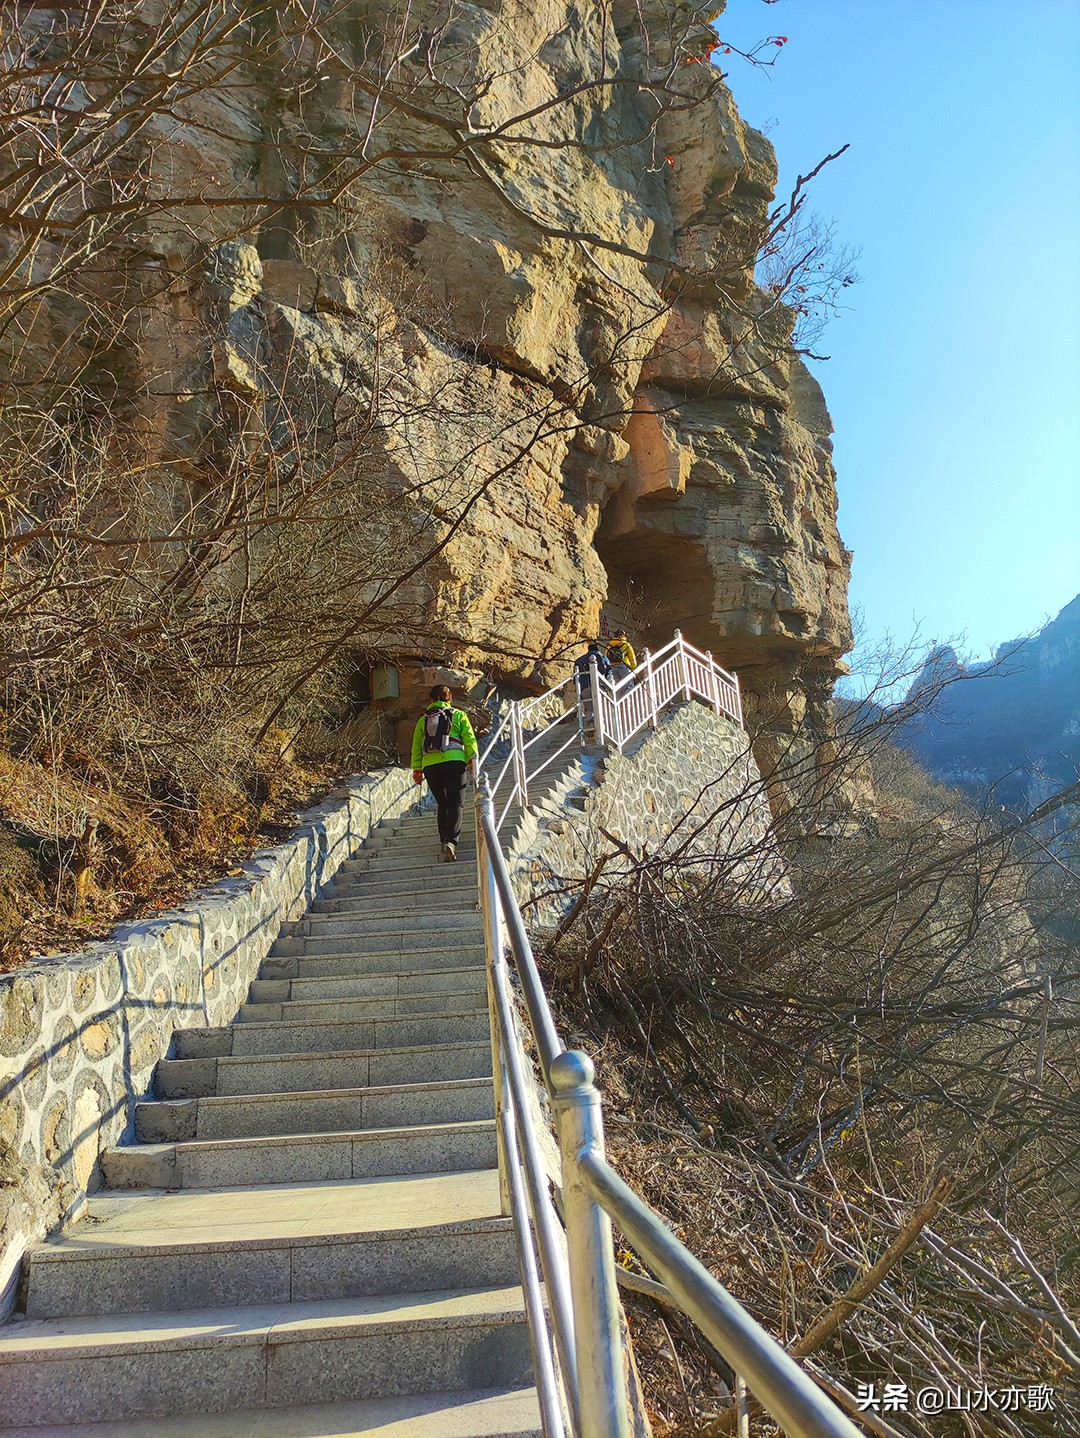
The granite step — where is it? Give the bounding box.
[271,930,483,957]
[361,834,478,856]
[332,865,479,886]
[313,882,478,911]
[298,912,484,939]
[0,1287,529,1426]
[260,946,485,978]
[101,1118,497,1190]
[155,1041,493,1099]
[308,890,480,918]
[247,966,485,1006]
[0,1385,542,1437]
[237,990,486,1025]
[338,850,479,877]
[134,1077,495,1143]
[25,1174,514,1319]
[172,1010,490,1059]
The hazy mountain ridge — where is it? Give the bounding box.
[901,594,1080,811]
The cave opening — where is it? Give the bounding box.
[594,525,717,660]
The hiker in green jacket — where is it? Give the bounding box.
[410,685,478,861]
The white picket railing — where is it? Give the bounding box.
[592,630,742,752]
[477,631,743,830]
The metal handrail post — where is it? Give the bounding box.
[475,785,511,1216]
[736,1375,750,1438]
[576,670,588,750]
[550,1050,630,1438]
[511,703,529,808]
[643,648,658,731]
[674,628,691,701]
[734,669,744,727]
[705,650,721,715]
[497,1061,569,1438]
[590,658,606,748]
[578,1151,863,1438]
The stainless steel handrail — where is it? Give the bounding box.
[475,779,863,1438]
[574,1134,860,1438]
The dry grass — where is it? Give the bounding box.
[0,745,354,972]
[538,729,1080,1437]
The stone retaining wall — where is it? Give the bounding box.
[510,700,782,927]
[0,767,418,1313]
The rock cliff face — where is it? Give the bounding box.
[16,1,851,757]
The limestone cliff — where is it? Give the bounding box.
[8,1,851,759]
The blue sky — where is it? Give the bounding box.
[715,0,1080,669]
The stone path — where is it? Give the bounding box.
[0,810,538,1436]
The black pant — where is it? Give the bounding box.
[424,761,468,844]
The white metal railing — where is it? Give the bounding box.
[474,783,862,1438]
[477,631,743,832]
[592,630,742,752]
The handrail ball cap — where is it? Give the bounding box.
[550,1049,596,1099]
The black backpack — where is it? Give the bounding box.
[422,707,455,753]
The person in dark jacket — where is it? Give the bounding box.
[572,642,610,731]
[410,685,478,861]
[573,642,611,686]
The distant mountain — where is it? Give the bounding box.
[899,595,1080,814]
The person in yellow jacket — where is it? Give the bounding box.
[605,629,637,682]
[411,685,478,861]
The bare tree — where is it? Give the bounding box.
[0,2,853,948]
[536,652,1080,1435]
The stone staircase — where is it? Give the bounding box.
[0,808,561,1436]
[487,721,601,856]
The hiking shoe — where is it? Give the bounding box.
[442,841,457,862]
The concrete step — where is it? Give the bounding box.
[328,857,477,878]
[0,1385,542,1436]
[340,849,478,876]
[361,834,478,856]
[372,827,480,846]
[313,880,477,910]
[261,946,485,978]
[0,1287,529,1426]
[101,1118,497,1190]
[271,931,483,958]
[238,990,486,1025]
[340,859,478,884]
[173,1010,490,1059]
[247,966,486,1006]
[135,1077,494,1143]
[309,890,480,918]
[299,912,484,939]
[26,1173,513,1319]
[156,1042,492,1099]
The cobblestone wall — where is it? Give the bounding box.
[0,767,417,1313]
[510,700,782,927]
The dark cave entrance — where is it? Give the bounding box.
[594,526,717,658]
